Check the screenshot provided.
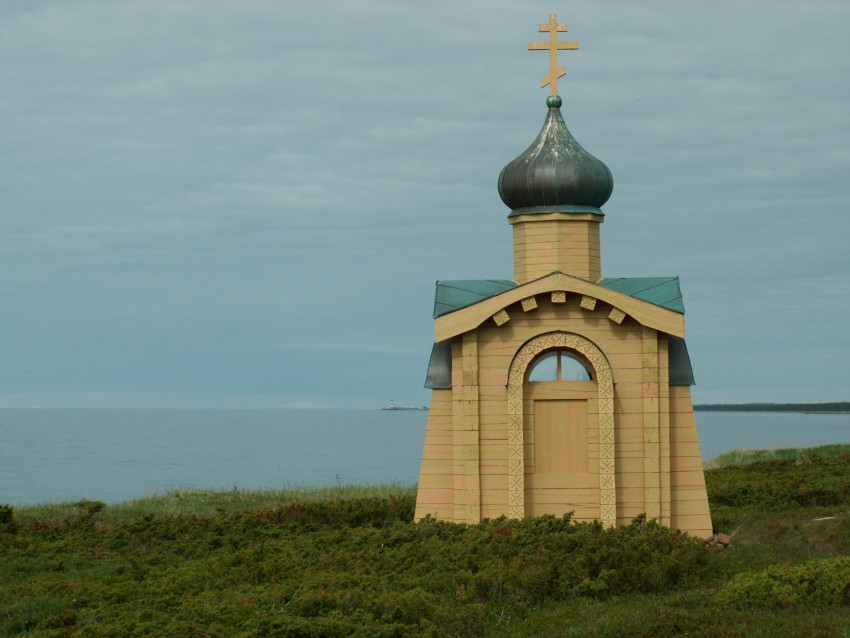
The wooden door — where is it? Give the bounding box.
[525,382,599,518]
[534,399,587,474]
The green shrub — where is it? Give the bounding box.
[9,457,850,637]
[252,494,416,529]
[706,454,850,508]
[0,497,723,637]
[705,443,850,469]
[73,499,106,526]
[716,557,850,610]
[0,504,13,532]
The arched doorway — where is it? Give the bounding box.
[506,331,616,526]
[525,349,597,518]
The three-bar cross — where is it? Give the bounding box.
[528,14,579,96]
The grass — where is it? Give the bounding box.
[2,447,850,637]
[704,443,850,469]
[12,483,416,526]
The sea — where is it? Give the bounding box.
[2,408,849,506]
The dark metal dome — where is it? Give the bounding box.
[498,97,613,216]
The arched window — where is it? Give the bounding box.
[527,349,593,382]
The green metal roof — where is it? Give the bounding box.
[433,275,684,319]
[597,277,685,314]
[433,280,517,319]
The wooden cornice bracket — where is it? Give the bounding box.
[492,309,510,326]
[580,295,597,311]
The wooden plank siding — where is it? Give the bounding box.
[414,388,455,521]
[668,386,712,537]
[415,282,712,538]
[512,217,602,282]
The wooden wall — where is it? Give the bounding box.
[415,292,713,538]
[414,387,454,521]
[668,385,713,537]
[511,217,601,282]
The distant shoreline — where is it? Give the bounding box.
[694,402,850,414]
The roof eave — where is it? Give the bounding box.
[434,272,685,342]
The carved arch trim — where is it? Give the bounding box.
[506,331,616,526]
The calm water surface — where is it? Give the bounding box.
[1,408,848,505]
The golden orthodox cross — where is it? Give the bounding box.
[528,14,579,96]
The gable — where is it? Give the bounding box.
[433,274,685,319]
[432,272,686,341]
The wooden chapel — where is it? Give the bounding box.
[414,15,713,538]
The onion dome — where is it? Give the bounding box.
[498,95,613,216]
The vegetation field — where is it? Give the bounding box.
[2,447,850,637]
[704,442,850,469]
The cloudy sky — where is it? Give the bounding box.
[1,0,848,409]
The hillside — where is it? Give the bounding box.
[2,448,849,637]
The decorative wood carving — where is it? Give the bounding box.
[580,295,597,311]
[551,291,566,303]
[506,331,616,526]
[608,307,627,324]
[521,296,538,312]
[492,309,510,326]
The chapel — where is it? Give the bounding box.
[414,15,713,537]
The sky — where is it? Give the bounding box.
[1,0,848,409]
